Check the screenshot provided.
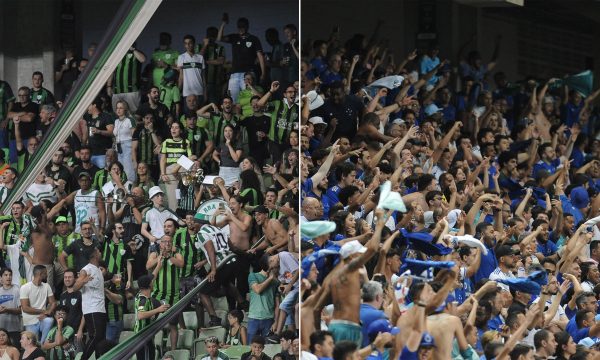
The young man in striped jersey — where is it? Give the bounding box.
[174,212,207,331]
[134,274,169,360]
[145,234,183,351]
[102,222,127,277]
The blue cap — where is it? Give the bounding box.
[435,294,456,313]
[571,186,590,209]
[367,319,400,337]
[420,332,436,347]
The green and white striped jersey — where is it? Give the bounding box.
[196,224,231,268]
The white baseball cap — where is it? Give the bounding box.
[306,90,324,111]
[148,186,164,199]
[340,240,367,259]
[308,116,327,126]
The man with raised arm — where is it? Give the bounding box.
[327,208,387,346]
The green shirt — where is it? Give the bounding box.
[152,49,180,87]
[152,252,181,304]
[238,87,263,119]
[173,228,202,278]
[134,293,159,332]
[30,87,55,105]
[266,100,298,145]
[114,51,142,94]
[207,113,240,147]
[159,84,181,115]
[53,233,80,266]
[102,239,127,275]
[45,325,75,360]
[248,271,278,320]
[161,138,192,165]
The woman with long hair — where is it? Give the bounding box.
[240,156,265,192]
[554,331,576,360]
[279,148,298,176]
[223,309,247,347]
[331,210,356,241]
[133,162,156,197]
[238,169,264,207]
[213,124,243,187]
[113,100,137,183]
[0,329,19,360]
[19,331,44,360]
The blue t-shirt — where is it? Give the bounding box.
[420,55,440,85]
[487,314,504,331]
[532,158,560,177]
[536,240,558,257]
[323,185,342,217]
[360,303,387,347]
[399,347,418,360]
[302,178,313,200]
[473,242,498,284]
[560,194,584,225]
[561,102,583,127]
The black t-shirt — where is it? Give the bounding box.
[223,33,263,73]
[59,290,83,330]
[136,103,170,140]
[22,348,45,360]
[83,112,114,155]
[126,247,148,281]
[11,102,39,140]
[64,238,101,273]
[316,95,365,141]
[241,115,270,161]
[45,164,73,192]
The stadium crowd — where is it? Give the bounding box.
[0,14,299,360]
[299,24,600,360]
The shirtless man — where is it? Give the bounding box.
[211,195,252,251]
[250,206,288,255]
[426,274,478,360]
[326,208,386,346]
[29,229,55,290]
[211,194,253,304]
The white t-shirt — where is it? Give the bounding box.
[489,267,515,292]
[20,281,53,326]
[143,207,179,239]
[113,117,135,143]
[177,52,205,97]
[24,183,57,205]
[81,263,105,314]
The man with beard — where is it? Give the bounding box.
[59,268,85,349]
[534,329,558,359]
[552,213,575,248]
[102,222,127,276]
[59,221,101,273]
[20,264,57,343]
[242,96,270,167]
[136,86,171,140]
[72,146,100,188]
[35,104,56,140]
[257,81,299,163]
[45,149,72,193]
[532,274,570,329]
[250,206,288,256]
[473,222,500,284]
[532,219,559,262]
[489,245,517,291]
[198,96,240,148]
